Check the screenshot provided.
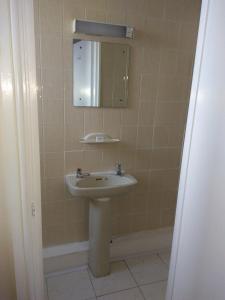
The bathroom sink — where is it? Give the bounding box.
[65,170,137,277]
[65,171,137,198]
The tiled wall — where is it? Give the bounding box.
[34,0,201,247]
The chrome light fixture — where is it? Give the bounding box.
[73,19,134,39]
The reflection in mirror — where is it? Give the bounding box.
[73,39,130,108]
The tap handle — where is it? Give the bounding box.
[116,162,122,175]
[76,168,82,176]
[116,162,121,168]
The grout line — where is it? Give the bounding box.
[123,259,146,300]
[87,267,97,299]
[138,279,168,289]
[123,259,138,287]
[157,252,170,267]
[44,247,172,278]
[111,248,169,263]
[95,286,143,299]
[87,260,138,298]
[45,253,170,299]
[45,264,88,279]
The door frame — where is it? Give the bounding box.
[5,0,209,299]
[1,0,45,299]
[166,0,210,299]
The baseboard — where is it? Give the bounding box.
[43,227,173,274]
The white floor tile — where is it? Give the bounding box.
[97,288,144,300]
[89,261,136,296]
[158,251,171,265]
[140,281,167,300]
[47,270,95,300]
[125,254,168,285]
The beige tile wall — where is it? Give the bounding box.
[34,0,201,247]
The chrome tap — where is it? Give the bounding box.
[116,163,122,176]
[76,168,90,178]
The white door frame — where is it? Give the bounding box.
[166,0,209,299]
[2,0,210,299]
[1,0,44,299]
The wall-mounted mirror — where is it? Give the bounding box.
[73,39,130,108]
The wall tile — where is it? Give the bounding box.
[65,151,84,173]
[146,212,161,229]
[145,18,164,49]
[35,0,201,246]
[120,126,137,149]
[83,150,103,171]
[155,102,187,125]
[131,195,147,214]
[44,123,64,152]
[161,20,180,50]
[63,0,85,37]
[65,198,88,222]
[137,126,153,149]
[121,109,138,126]
[65,123,84,151]
[153,125,184,147]
[149,169,179,191]
[44,152,64,178]
[45,201,66,227]
[159,49,178,76]
[165,0,185,22]
[131,213,148,232]
[157,76,189,102]
[135,150,152,170]
[138,102,155,126]
[63,38,73,70]
[125,0,146,15]
[106,0,127,12]
[119,150,136,170]
[160,208,175,226]
[43,100,64,124]
[84,110,103,134]
[103,109,121,138]
[141,46,160,75]
[39,0,63,35]
[85,9,107,22]
[182,0,202,23]
[64,221,88,242]
[144,0,166,19]
[44,177,65,203]
[140,75,158,102]
[102,149,120,170]
[43,224,66,246]
[179,22,199,52]
[150,148,181,169]
[42,68,63,100]
[117,215,132,235]
[41,34,63,69]
[106,11,126,24]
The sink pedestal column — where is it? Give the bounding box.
[89,197,111,277]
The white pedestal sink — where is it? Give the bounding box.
[65,171,137,277]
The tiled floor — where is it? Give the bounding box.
[45,251,170,300]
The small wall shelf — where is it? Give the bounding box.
[80,133,120,144]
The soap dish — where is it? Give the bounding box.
[80,132,120,144]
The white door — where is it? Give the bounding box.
[167,0,225,299]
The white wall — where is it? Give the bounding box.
[167,0,225,299]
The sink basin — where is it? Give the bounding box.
[65,171,137,198]
[65,170,137,278]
